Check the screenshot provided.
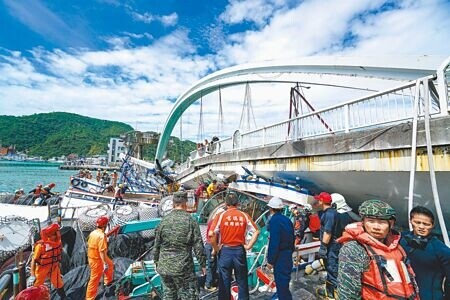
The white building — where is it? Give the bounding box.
[107,138,126,164]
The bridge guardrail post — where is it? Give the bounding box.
[344,104,350,133]
[263,127,266,146]
[437,56,450,116]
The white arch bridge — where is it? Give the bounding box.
[155,55,449,160]
[155,55,450,245]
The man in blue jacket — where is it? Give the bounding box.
[400,206,450,300]
[266,197,295,300]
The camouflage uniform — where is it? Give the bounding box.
[153,195,206,300]
[337,240,371,299]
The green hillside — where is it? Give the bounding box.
[0,112,196,162]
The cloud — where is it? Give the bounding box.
[122,32,153,40]
[3,0,92,48]
[129,9,178,27]
[220,0,289,27]
[160,13,179,27]
[0,30,213,138]
[216,0,450,66]
[1,0,449,143]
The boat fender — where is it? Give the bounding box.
[80,181,88,188]
[71,178,80,187]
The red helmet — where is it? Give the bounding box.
[40,223,61,246]
[42,223,60,235]
[48,183,56,188]
[96,216,109,227]
[15,285,50,300]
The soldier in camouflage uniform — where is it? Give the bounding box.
[153,191,207,300]
[336,199,419,300]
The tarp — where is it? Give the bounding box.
[50,257,133,300]
[108,233,149,260]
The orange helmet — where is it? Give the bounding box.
[15,285,50,300]
[96,216,109,227]
[48,183,56,188]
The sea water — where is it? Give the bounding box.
[0,160,75,194]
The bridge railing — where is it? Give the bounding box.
[179,76,444,171]
[228,76,441,152]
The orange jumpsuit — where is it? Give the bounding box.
[86,228,114,300]
[33,241,64,289]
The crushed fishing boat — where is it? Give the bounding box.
[228,166,315,206]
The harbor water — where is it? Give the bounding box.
[0,161,75,194]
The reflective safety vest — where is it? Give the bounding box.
[338,223,418,300]
[35,241,62,267]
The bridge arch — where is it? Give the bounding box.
[155,55,445,161]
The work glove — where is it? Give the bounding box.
[318,242,328,259]
[104,263,109,273]
[27,276,36,287]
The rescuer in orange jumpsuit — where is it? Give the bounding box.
[86,216,114,300]
[28,223,66,299]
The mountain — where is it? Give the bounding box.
[0,112,196,162]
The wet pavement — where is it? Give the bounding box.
[250,270,323,300]
[199,270,325,300]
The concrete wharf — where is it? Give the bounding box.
[58,164,118,171]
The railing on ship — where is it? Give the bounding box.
[178,75,447,173]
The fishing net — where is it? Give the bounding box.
[76,204,112,232]
[0,194,17,204]
[69,221,88,269]
[110,205,139,227]
[199,224,208,244]
[0,216,38,267]
[158,195,174,217]
[137,206,159,240]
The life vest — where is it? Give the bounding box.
[35,240,62,267]
[338,222,419,300]
[34,188,42,195]
[308,214,321,233]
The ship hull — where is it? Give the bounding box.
[262,170,450,232]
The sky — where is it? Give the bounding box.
[0,0,449,142]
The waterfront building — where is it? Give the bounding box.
[107,138,126,164]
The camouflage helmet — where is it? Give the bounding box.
[359,199,396,220]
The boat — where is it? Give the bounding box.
[228,166,314,207]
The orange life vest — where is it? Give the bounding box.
[34,188,42,195]
[35,240,62,267]
[338,223,418,300]
[308,214,321,233]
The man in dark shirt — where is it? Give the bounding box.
[400,206,450,300]
[316,192,339,299]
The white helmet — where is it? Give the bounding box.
[267,197,284,209]
[303,203,312,211]
[331,193,352,212]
